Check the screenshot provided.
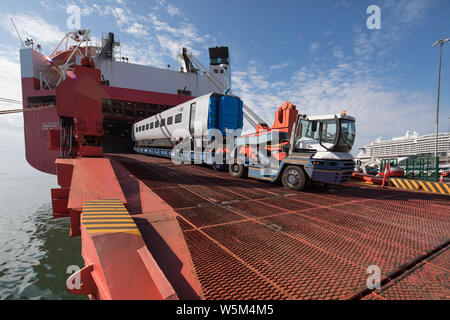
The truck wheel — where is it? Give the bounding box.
[282,166,307,191]
[229,163,247,178]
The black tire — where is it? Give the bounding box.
[229,163,247,178]
[281,166,307,191]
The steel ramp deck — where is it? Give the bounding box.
[110,153,450,300]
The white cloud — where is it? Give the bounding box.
[126,22,148,37]
[0,46,21,104]
[89,1,207,64]
[0,43,27,165]
[353,0,431,63]
[309,42,319,53]
[109,7,128,27]
[1,13,65,46]
[120,41,166,68]
[167,4,181,17]
[146,12,204,59]
[232,59,435,153]
[332,46,345,59]
[270,62,290,71]
[230,0,438,151]
[40,0,53,11]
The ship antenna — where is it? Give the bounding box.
[10,17,25,48]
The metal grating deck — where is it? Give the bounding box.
[111,154,450,300]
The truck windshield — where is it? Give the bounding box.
[321,120,337,144]
[336,119,356,152]
[295,118,355,152]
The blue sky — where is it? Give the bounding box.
[0,0,449,173]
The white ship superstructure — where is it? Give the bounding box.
[357,131,450,160]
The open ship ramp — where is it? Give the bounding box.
[58,154,449,300]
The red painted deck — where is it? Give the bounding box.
[100,153,450,300]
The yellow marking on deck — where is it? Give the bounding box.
[390,179,400,188]
[82,200,141,236]
[83,223,137,227]
[84,202,122,204]
[443,183,450,194]
[83,210,129,213]
[84,202,122,205]
[83,216,129,218]
[433,182,445,194]
[396,179,407,189]
[82,218,135,222]
[418,181,429,192]
[426,182,437,193]
[409,179,419,190]
[83,206,127,208]
[389,178,449,195]
[83,212,129,214]
[83,229,141,235]
[402,179,414,190]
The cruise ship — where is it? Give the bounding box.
[357,131,450,162]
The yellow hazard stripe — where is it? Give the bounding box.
[83,229,141,235]
[426,182,437,193]
[83,206,126,208]
[418,180,429,192]
[396,179,407,189]
[83,223,137,227]
[84,202,123,204]
[83,210,129,213]
[82,218,134,222]
[409,179,419,190]
[390,178,449,195]
[83,213,129,216]
[402,179,414,190]
[433,182,445,194]
[82,200,141,235]
[390,179,400,188]
[443,183,450,194]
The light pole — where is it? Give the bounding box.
[432,39,449,159]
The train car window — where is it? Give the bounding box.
[189,103,196,135]
[135,127,138,133]
[155,120,160,128]
[141,125,144,131]
[161,118,165,126]
[146,124,149,130]
[150,122,154,129]
[167,116,173,125]
[175,113,182,123]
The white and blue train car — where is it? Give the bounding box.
[132,92,243,162]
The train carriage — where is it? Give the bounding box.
[133,92,243,150]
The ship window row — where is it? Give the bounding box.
[135,113,182,132]
[103,99,172,120]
